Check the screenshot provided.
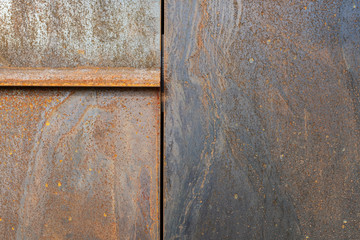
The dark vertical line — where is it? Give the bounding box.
[160,0,165,239]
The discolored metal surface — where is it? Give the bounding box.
[0,88,160,239]
[0,0,160,68]
[165,0,360,239]
[0,67,160,87]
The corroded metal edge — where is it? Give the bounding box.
[0,67,160,87]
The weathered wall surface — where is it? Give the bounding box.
[0,0,160,68]
[0,88,160,239]
[0,1,161,239]
[165,1,360,239]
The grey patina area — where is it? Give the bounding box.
[0,0,160,68]
[165,0,360,239]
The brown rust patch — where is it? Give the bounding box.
[0,88,160,239]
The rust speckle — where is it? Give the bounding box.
[0,0,160,68]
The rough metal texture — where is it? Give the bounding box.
[0,88,160,239]
[0,0,160,68]
[0,68,160,87]
[165,0,360,239]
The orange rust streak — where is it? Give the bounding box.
[0,67,160,87]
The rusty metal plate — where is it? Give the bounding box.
[165,0,360,239]
[0,88,160,239]
[0,0,160,68]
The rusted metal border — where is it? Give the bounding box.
[0,67,160,87]
[160,0,165,238]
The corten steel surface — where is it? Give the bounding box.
[0,0,161,239]
[0,68,160,87]
[0,0,160,69]
[165,0,360,239]
[0,88,160,239]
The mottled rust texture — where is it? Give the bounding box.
[0,68,160,87]
[165,0,360,239]
[0,0,160,68]
[0,88,160,239]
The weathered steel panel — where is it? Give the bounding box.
[0,88,160,239]
[165,0,360,239]
[0,0,160,68]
